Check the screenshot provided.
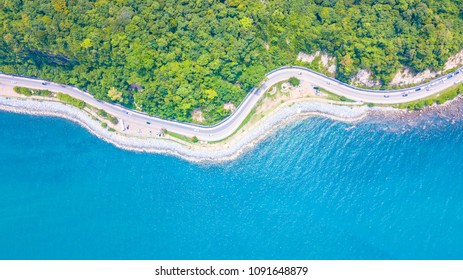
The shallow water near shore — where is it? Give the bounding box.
[0,110,462,259]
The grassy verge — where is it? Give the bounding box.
[262,81,285,100]
[319,87,355,102]
[394,83,463,110]
[165,130,197,143]
[14,86,87,109]
[12,86,123,132]
[236,108,257,132]
[208,108,258,144]
[56,93,86,109]
[14,86,53,97]
[208,83,355,144]
[96,109,118,125]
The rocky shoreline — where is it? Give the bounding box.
[369,94,463,123]
[0,95,461,163]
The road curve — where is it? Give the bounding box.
[1,65,462,141]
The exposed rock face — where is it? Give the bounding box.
[298,48,463,88]
[390,68,437,87]
[390,49,463,87]
[444,49,463,71]
[223,103,236,112]
[351,69,381,88]
[191,109,205,123]
[297,51,337,75]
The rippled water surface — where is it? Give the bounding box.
[0,111,462,259]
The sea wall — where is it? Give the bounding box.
[0,96,382,162]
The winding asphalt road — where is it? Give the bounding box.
[1,65,462,141]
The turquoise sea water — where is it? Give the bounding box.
[0,111,462,259]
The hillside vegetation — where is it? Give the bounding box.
[1,0,463,123]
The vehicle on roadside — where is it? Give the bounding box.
[41,82,48,85]
[402,93,408,97]
[415,88,421,92]
[384,95,390,98]
[146,122,151,125]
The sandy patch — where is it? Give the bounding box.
[268,86,277,95]
[0,84,18,97]
[280,83,291,93]
[264,42,270,50]
[258,80,321,113]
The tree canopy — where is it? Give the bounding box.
[1,0,463,123]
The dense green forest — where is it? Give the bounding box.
[1,0,463,123]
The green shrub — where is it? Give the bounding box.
[288,77,300,87]
[34,89,52,97]
[425,99,434,106]
[97,109,108,117]
[56,93,86,109]
[108,115,119,125]
[414,101,425,110]
[13,86,32,96]
[13,87,53,97]
[101,122,107,128]
[400,83,463,110]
